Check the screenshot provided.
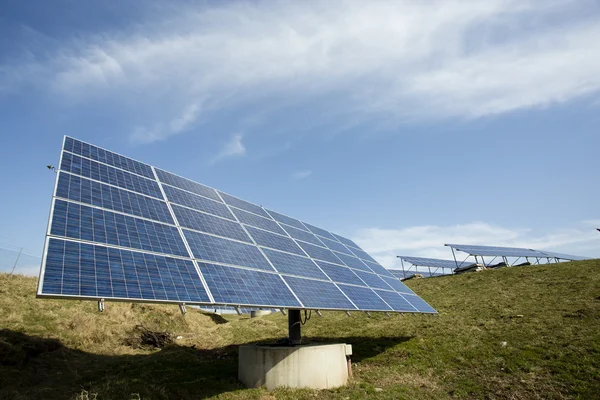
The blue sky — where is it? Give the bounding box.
[1,0,599,274]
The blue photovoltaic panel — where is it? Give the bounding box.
[353,270,392,290]
[183,230,274,271]
[296,241,343,264]
[388,270,406,280]
[64,137,155,179]
[374,290,416,312]
[199,263,301,307]
[56,173,174,224]
[283,277,356,310]
[303,222,337,240]
[231,207,287,235]
[61,152,163,199]
[262,249,328,280]
[380,275,414,294]
[266,209,307,231]
[162,185,235,220]
[39,136,436,314]
[335,252,372,272]
[319,237,354,256]
[348,247,378,264]
[218,192,271,218]
[281,224,324,246]
[51,200,188,257]
[403,294,437,313]
[363,261,395,278]
[155,169,221,202]
[315,260,365,286]
[332,233,361,250]
[41,238,209,302]
[172,205,252,243]
[338,285,391,311]
[245,226,305,256]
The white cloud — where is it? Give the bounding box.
[351,221,599,269]
[2,0,600,141]
[210,133,246,164]
[292,170,312,180]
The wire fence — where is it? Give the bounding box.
[0,245,42,276]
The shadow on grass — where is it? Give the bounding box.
[0,329,412,399]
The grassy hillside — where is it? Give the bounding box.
[1,260,599,399]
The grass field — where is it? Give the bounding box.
[1,260,599,399]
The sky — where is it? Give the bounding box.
[0,0,599,275]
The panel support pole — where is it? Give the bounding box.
[288,309,302,345]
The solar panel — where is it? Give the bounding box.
[38,136,436,315]
[398,256,463,269]
[445,244,548,258]
[537,251,591,261]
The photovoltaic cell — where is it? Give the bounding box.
[56,173,174,224]
[348,247,378,264]
[266,209,307,231]
[334,252,372,272]
[245,226,305,256]
[61,152,163,199]
[162,185,234,220]
[199,263,300,307]
[218,192,271,218]
[231,207,287,235]
[375,290,416,312]
[296,241,343,264]
[281,224,324,246]
[183,229,274,271]
[338,285,391,311]
[332,233,361,250]
[283,277,356,309]
[381,276,414,294]
[403,294,437,313]
[262,249,328,280]
[363,261,395,278]
[319,237,354,256]
[315,261,365,286]
[41,238,209,302]
[353,270,392,290]
[303,222,337,240]
[64,136,155,179]
[172,205,252,243]
[155,169,221,202]
[51,200,188,257]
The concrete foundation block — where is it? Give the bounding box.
[238,343,351,390]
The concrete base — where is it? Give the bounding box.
[250,310,272,318]
[239,343,352,390]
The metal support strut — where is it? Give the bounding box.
[98,299,105,312]
[288,309,302,345]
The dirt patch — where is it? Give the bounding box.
[124,325,173,349]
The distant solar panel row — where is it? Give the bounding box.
[38,137,436,314]
[398,256,465,269]
[445,244,590,261]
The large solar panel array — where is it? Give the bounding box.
[37,137,436,314]
[445,244,590,261]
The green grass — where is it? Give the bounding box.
[1,260,599,399]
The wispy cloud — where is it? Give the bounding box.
[292,170,312,180]
[351,221,599,269]
[2,1,600,142]
[210,133,246,164]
